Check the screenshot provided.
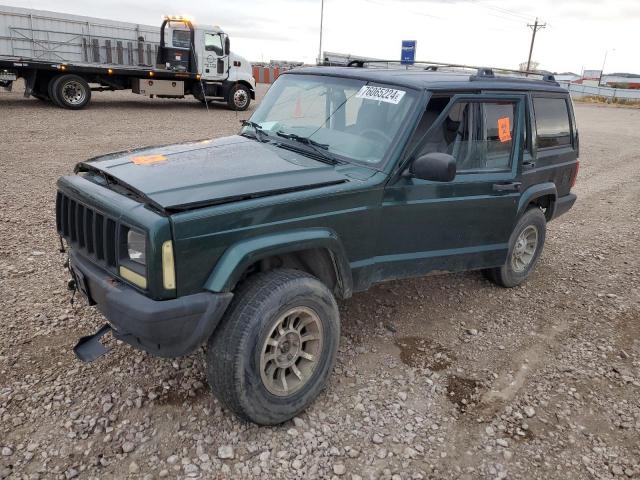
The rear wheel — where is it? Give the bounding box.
[53,74,91,109]
[207,269,340,425]
[47,77,62,106]
[484,207,546,287]
[226,84,251,111]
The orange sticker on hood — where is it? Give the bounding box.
[498,117,511,143]
[131,154,167,165]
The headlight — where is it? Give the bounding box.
[127,230,146,265]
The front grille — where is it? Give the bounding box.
[56,191,119,270]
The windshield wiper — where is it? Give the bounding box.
[275,131,339,165]
[240,120,268,142]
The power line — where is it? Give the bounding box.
[463,0,536,22]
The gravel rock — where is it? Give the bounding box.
[333,463,346,475]
[64,468,78,479]
[121,441,135,454]
[184,464,199,475]
[217,445,234,459]
[0,447,12,457]
[129,462,140,474]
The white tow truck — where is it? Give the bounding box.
[0,12,255,110]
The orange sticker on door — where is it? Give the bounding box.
[131,154,167,165]
[498,117,511,143]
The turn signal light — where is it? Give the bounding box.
[162,241,176,290]
[120,266,147,289]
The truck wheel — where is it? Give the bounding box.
[53,74,91,109]
[207,269,340,425]
[227,84,251,111]
[47,77,63,106]
[484,207,546,288]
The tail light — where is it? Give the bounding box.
[570,160,579,188]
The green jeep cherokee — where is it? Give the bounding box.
[57,65,578,425]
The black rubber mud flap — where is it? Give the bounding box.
[73,324,112,362]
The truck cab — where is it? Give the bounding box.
[155,16,254,109]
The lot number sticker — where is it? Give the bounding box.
[131,154,168,165]
[498,117,512,143]
[356,85,406,104]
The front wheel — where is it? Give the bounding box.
[226,84,251,111]
[207,269,340,425]
[484,207,546,287]
[53,74,91,109]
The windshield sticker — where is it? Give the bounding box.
[356,85,406,105]
[498,117,512,143]
[131,154,167,165]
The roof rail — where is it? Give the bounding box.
[344,59,557,83]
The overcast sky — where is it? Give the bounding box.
[5,0,640,73]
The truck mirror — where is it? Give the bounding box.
[225,36,231,56]
[410,152,456,182]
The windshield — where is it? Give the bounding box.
[246,74,417,166]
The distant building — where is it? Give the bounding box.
[555,72,581,83]
[580,69,602,86]
[602,73,640,89]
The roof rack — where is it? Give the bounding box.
[344,59,557,84]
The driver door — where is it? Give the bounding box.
[376,93,527,280]
[200,32,228,81]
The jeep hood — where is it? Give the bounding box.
[76,136,351,212]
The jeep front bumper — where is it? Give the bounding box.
[69,250,233,358]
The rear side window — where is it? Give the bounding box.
[533,97,571,149]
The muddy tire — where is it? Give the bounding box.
[484,207,546,288]
[226,83,251,111]
[207,269,340,425]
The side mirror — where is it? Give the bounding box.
[410,152,456,182]
[224,36,231,56]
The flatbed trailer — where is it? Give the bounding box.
[1,55,202,101]
[0,7,255,110]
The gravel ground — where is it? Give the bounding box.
[0,83,639,480]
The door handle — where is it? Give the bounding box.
[492,182,521,192]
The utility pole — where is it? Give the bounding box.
[318,0,324,65]
[598,49,614,86]
[526,17,546,73]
